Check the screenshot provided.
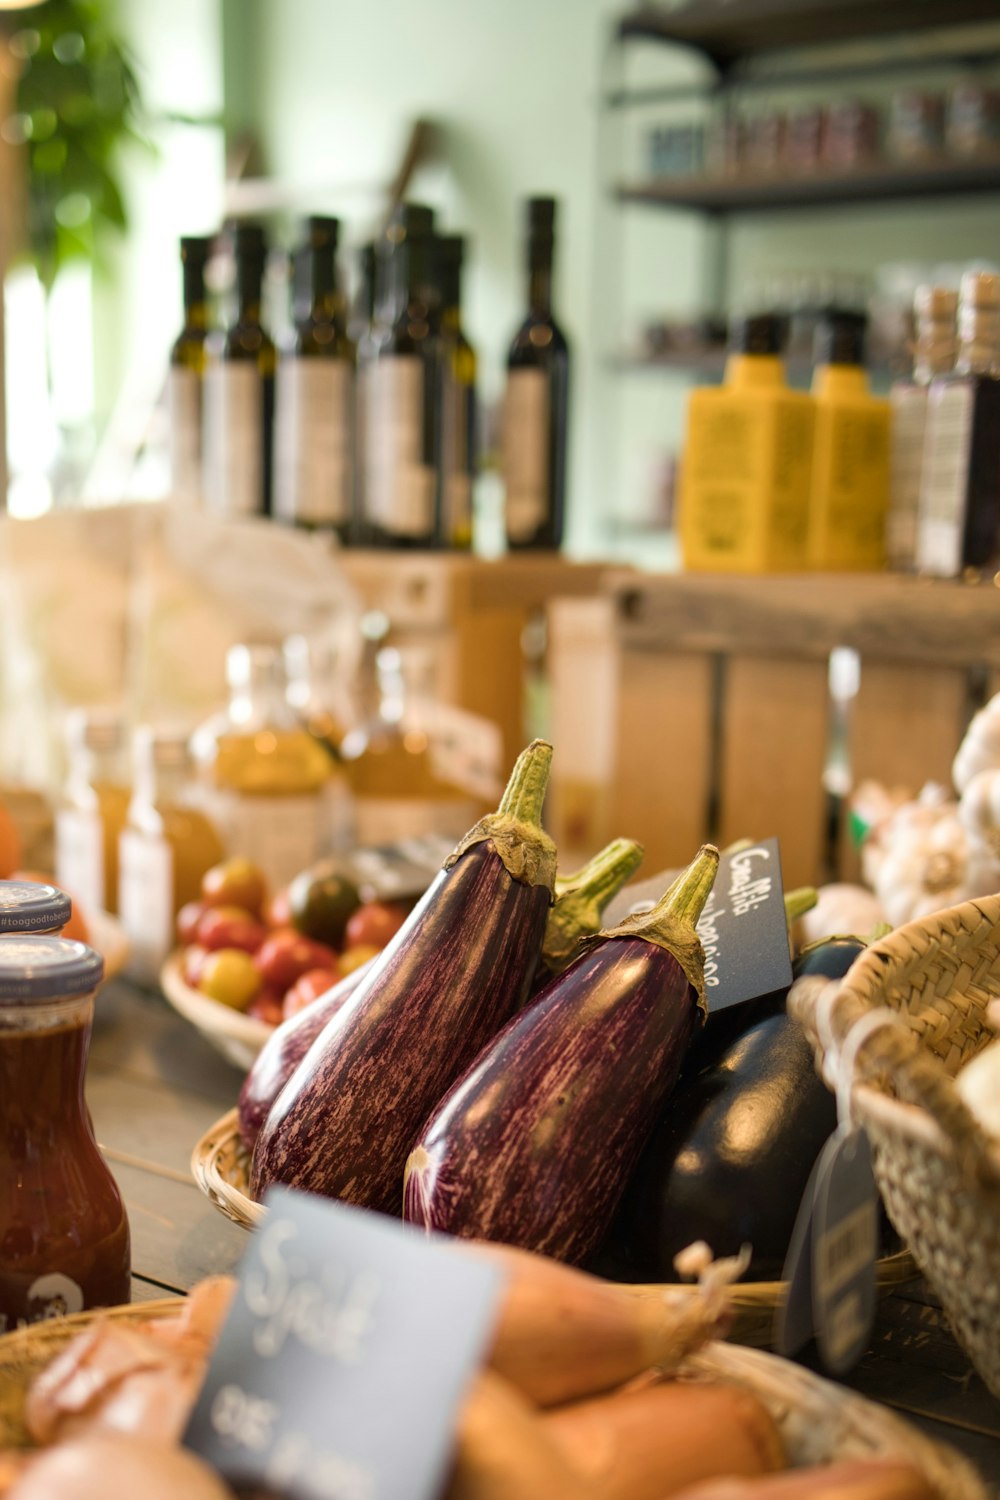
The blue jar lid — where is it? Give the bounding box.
[0,880,72,934]
[0,936,104,1001]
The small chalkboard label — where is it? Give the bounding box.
[697,838,792,1012]
[812,1126,878,1374]
[183,1188,504,1500]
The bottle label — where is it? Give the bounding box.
[167,366,203,503]
[503,369,549,541]
[212,792,326,889]
[0,1272,86,1333]
[274,358,353,526]
[363,356,434,536]
[440,370,474,544]
[203,363,264,517]
[917,381,973,577]
[887,384,929,568]
[56,808,105,912]
[119,829,175,979]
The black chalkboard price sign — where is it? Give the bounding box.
[183,1188,504,1500]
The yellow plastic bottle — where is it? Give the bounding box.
[679,314,815,573]
[807,310,891,570]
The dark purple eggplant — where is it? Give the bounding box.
[250,739,556,1215]
[237,957,376,1152]
[533,837,645,988]
[596,934,867,1283]
[402,844,719,1265]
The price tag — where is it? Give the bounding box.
[183,1188,504,1500]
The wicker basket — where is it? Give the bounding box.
[191,1109,918,1349]
[789,892,1000,1400]
[0,1300,987,1497]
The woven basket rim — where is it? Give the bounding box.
[161,951,273,1052]
[190,1109,919,1305]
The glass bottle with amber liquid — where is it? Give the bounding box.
[167,235,211,503]
[203,221,276,517]
[502,197,570,551]
[435,234,476,550]
[274,216,356,542]
[360,203,441,548]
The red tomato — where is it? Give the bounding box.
[247,989,285,1027]
[282,967,338,1019]
[196,905,267,955]
[338,943,382,978]
[177,900,209,947]
[254,928,338,994]
[344,901,408,952]
[265,886,292,929]
[182,944,211,987]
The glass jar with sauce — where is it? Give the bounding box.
[0,880,71,935]
[0,937,131,1333]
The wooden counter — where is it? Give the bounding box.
[84,979,1000,1490]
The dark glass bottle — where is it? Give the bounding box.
[273,216,356,542]
[360,203,440,548]
[203,221,276,517]
[917,271,1000,577]
[349,241,378,348]
[435,234,476,551]
[502,197,570,551]
[167,235,211,503]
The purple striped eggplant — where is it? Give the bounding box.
[250,740,557,1215]
[402,844,719,1265]
[533,837,645,989]
[237,957,376,1151]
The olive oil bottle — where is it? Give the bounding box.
[203,221,276,517]
[167,236,211,503]
[886,286,958,571]
[273,216,356,541]
[435,234,476,550]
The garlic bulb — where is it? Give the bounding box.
[869,796,1000,929]
[956,1039,1000,1144]
[953,694,1000,795]
[959,767,1000,859]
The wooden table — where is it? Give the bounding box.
[87,979,1000,1490]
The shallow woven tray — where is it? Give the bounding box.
[191,1108,918,1349]
[160,952,273,1072]
[0,1298,985,1498]
[789,892,1000,1400]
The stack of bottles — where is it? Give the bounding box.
[166,197,570,553]
[679,270,1000,578]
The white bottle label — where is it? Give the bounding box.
[363,356,434,536]
[119,829,175,979]
[274,358,353,526]
[56,809,105,912]
[503,368,549,541]
[215,793,326,890]
[917,382,973,577]
[167,366,202,503]
[202,363,264,516]
[886,384,928,569]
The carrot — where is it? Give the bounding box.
[466,1240,732,1407]
[670,1461,938,1500]
[445,1370,589,1500]
[543,1379,784,1500]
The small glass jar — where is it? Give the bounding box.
[0,879,71,935]
[0,937,131,1333]
[55,709,131,916]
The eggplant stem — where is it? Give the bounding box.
[544,838,645,968]
[497,739,553,826]
[784,886,818,925]
[647,844,719,934]
[554,837,644,903]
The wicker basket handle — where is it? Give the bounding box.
[789,975,1000,1187]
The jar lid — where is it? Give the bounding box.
[0,936,104,1001]
[0,881,72,934]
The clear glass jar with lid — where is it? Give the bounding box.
[190,643,333,886]
[118,728,226,979]
[0,879,71,935]
[55,709,130,916]
[0,937,130,1332]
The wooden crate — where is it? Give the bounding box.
[340,552,609,770]
[548,573,1000,888]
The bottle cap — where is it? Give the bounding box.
[0,881,72,935]
[65,708,124,756]
[388,203,435,241]
[434,234,465,269]
[730,313,784,356]
[0,935,104,1001]
[305,216,339,249]
[527,197,556,237]
[233,221,267,258]
[814,308,868,367]
[913,284,958,323]
[959,270,1000,310]
[180,236,212,264]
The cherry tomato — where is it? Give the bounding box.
[338,943,382,978]
[201,858,268,919]
[177,900,209,947]
[198,949,262,1011]
[254,928,338,995]
[196,905,267,955]
[344,901,408,952]
[248,989,286,1027]
[282,967,338,1019]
